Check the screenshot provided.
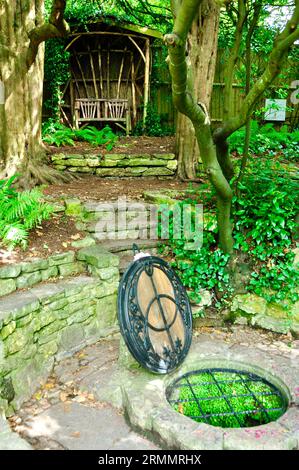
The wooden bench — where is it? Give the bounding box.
[74,98,131,135]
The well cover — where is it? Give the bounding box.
[118,255,192,374]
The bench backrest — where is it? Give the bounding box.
[75,98,128,120]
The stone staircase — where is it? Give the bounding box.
[77,200,164,273]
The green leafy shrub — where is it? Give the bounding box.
[159,160,298,312]
[42,120,118,150]
[173,232,231,307]
[233,159,299,305]
[0,176,54,250]
[75,125,118,150]
[158,200,231,310]
[228,121,299,161]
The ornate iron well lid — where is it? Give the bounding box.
[117,248,192,374]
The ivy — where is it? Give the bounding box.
[158,200,232,315]
[228,120,299,162]
[233,158,299,307]
[44,38,70,119]
[158,154,298,317]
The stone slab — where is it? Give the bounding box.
[0,430,33,450]
[20,402,145,450]
[77,246,119,268]
[0,290,40,322]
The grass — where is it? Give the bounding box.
[170,370,286,428]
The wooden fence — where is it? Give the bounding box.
[152,44,299,130]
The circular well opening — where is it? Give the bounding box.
[166,368,289,428]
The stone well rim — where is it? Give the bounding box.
[163,358,292,404]
[120,341,299,449]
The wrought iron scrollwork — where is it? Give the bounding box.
[118,255,192,374]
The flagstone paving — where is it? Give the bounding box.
[4,326,299,450]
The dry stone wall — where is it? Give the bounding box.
[51,153,177,177]
[0,247,119,414]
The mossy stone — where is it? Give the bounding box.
[0,279,16,297]
[0,265,21,279]
[77,246,119,268]
[16,272,42,289]
[64,198,83,217]
[0,377,15,403]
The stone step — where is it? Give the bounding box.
[0,275,98,322]
[99,238,164,273]
[83,200,157,213]
[85,220,158,234]
[0,259,120,413]
[100,239,161,253]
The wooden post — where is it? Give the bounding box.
[70,79,75,127]
[74,53,88,98]
[88,45,98,99]
[117,47,126,99]
[143,39,150,127]
[98,43,104,99]
[131,53,137,124]
[74,100,80,129]
[107,46,110,99]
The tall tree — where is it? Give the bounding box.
[0,0,69,185]
[165,0,299,253]
[176,0,220,180]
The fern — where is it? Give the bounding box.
[0,176,54,250]
[42,120,118,150]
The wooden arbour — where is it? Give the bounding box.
[59,22,159,131]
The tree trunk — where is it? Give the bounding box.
[0,1,46,183]
[176,0,219,179]
[0,1,69,186]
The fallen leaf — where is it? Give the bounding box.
[60,392,68,402]
[34,391,43,401]
[71,233,81,240]
[74,395,86,403]
[65,380,74,387]
[178,404,184,414]
[43,382,55,390]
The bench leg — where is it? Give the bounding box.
[126,111,131,136]
[74,109,80,130]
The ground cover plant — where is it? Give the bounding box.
[172,370,285,428]
[228,121,299,162]
[159,155,299,313]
